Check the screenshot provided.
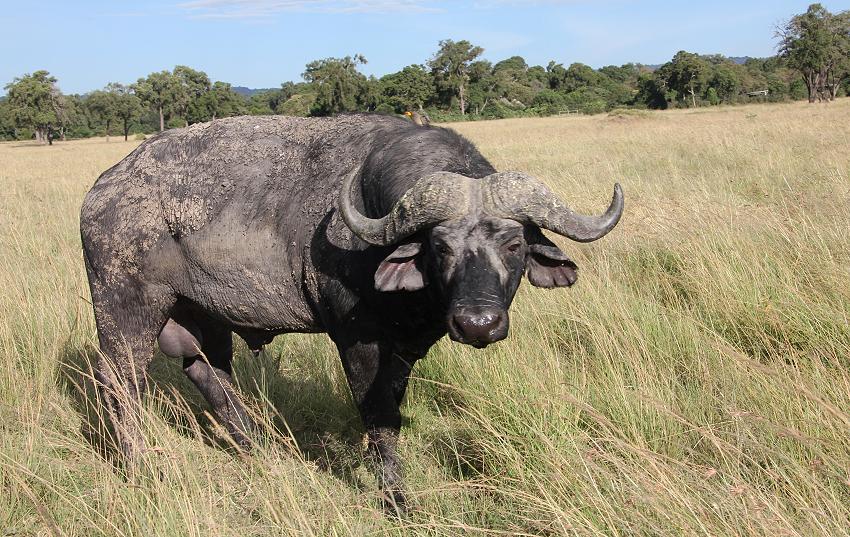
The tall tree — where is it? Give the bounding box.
[709,61,745,103]
[303,54,369,116]
[380,64,434,113]
[59,94,92,139]
[635,72,668,109]
[561,63,603,93]
[777,4,850,102]
[108,83,142,141]
[173,65,211,126]
[86,89,117,141]
[428,40,484,115]
[466,60,498,114]
[4,70,66,144]
[657,51,711,107]
[0,98,17,140]
[546,61,569,91]
[490,56,539,106]
[134,70,178,131]
[191,81,245,122]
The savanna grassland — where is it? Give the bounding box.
[2,100,850,536]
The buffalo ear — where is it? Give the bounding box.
[375,242,427,292]
[526,234,578,289]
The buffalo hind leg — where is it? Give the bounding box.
[160,315,255,449]
[89,278,174,473]
[337,339,416,513]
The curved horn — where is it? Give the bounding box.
[483,172,623,243]
[338,166,474,246]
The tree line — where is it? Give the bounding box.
[1,3,847,144]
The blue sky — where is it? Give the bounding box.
[1,0,847,95]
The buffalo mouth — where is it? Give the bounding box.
[447,307,509,348]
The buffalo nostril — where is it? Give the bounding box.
[452,312,504,343]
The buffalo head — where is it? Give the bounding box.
[339,169,624,348]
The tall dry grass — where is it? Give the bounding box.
[2,101,850,535]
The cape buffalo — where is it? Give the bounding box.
[80,114,623,509]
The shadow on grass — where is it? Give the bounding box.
[56,342,114,463]
[56,340,371,492]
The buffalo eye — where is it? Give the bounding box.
[433,242,452,257]
[503,240,523,255]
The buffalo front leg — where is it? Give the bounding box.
[337,340,416,512]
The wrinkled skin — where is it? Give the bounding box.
[80,114,586,511]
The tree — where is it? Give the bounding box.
[490,56,539,106]
[360,76,383,112]
[189,81,246,122]
[264,82,313,116]
[466,60,498,114]
[709,61,744,103]
[599,63,640,84]
[134,70,179,131]
[86,89,117,141]
[546,61,569,91]
[107,83,142,141]
[527,64,548,88]
[428,40,484,115]
[303,55,370,116]
[60,94,93,138]
[562,63,602,93]
[635,72,668,109]
[777,4,850,102]
[247,90,278,115]
[173,65,211,126]
[0,98,16,140]
[835,54,850,97]
[657,51,710,107]
[531,88,567,114]
[380,64,434,113]
[4,70,66,144]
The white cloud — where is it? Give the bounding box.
[178,0,439,19]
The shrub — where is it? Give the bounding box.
[480,102,523,119]
[563,87,610,114]
[531,89,567,115]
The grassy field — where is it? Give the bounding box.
[2,100,850,536]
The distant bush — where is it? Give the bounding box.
[563,87,609,114]
[788,79,809,101]
[531,89,567,115]
[480,102,526,119]
[66,126,96,139]
[421,108,470,123]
